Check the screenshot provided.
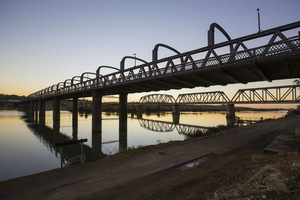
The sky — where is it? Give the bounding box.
[0,0,299,107]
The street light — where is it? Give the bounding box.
[134,53,136,66]
[257,8,261,32]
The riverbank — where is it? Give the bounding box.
[1,116,300,199]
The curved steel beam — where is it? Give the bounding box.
[46,86,52,93]
[152,43,182,62]
[71,76,81,85]
[64,79,72,87]
[80,72,96,83]
[139,94,176,104]
[96,65,120,79]
[50,84,57,91]
[120,56,148,71]
[208,23,233,52]
[56,82,65,90]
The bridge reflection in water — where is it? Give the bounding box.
[138,118,216,137]
[22,113,128,166]
[21,109,286,168]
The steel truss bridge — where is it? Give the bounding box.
[138,118,214,137]
[27,21,300,100]
[139,85,300,105]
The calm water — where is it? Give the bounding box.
[0,109,287,181]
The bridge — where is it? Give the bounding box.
[139,84,300,105]
[138,84,299,127]
[23,21,300,139]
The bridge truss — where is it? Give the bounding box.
[176,91,230,104]
[231,85,300,104]
[139,94,175,104]
[139,85,300,105]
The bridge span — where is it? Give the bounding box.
[23,21,300,142]
[139,84,300,105]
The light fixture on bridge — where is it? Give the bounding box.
[134,53,136,66]
[257,8,261,32]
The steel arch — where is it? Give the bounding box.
[120,56,148,71]
[176,91,230,104]
[139,94,176,104]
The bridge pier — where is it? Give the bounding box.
[92,90,102,134]
[39,99,46,125]
[172,104,180,124]
[137,104,143,119]
[226,103,236,127]
[92,131,104,160]
[72,97,78,139]
[119,93,128,130]
[119,129,128,152]
[29,101,35,123]
[53,97,60,132]
[34,101,38,123]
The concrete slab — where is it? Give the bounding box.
[264,134,300,153]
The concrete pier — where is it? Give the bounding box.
[137,104,143,119]
[39,99,45,125]
[92,90,102,134]
[34,101,38,123]
[53,97,60,132]
[172,104,180,124]
[72,97,78,139]
[226,103,236,127]
[119,129,128,152]
[30,101,35,122]
[119,93,128,130]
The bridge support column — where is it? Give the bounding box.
[172,104,180,124]
[39,99,46,125]
[53,97,60,132]
[34,101,39,123]
[226,103,236,127]
[137,104,143,119]
[92,90,102,134]
[30,101,35,123]
[92,132,105,160]
[119,93,128,130]
[119,129,128,152]
[72,97,78,139]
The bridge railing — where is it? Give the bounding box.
[28,21,300,99]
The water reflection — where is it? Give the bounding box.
[138,118,214,137]
[22,114,104,164]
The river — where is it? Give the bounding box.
[0,109,287,181]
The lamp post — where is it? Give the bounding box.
[134,53,136,66]
[257,8,261,32]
